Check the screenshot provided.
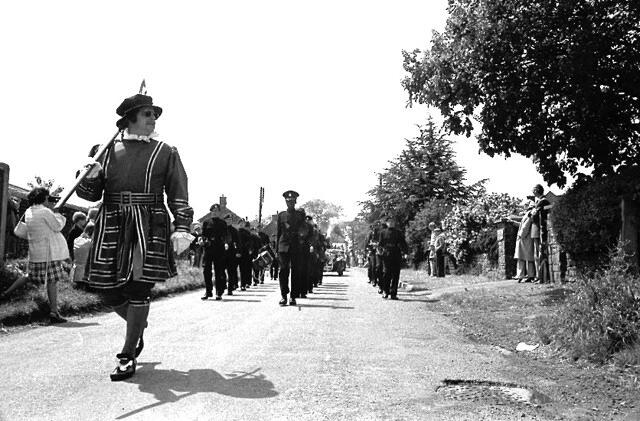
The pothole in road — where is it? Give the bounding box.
[436,379,551,407]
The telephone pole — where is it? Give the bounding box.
[258,187,264,228]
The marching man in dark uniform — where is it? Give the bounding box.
[276,190,309,306]
[366,223,378,285]
[378,217,408,300]
[77,93,193,381]
[237,221,254,291]
[223,214,240,294]
[200,204,228,300]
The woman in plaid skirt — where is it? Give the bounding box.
[5,187,69,323]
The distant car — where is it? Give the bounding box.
[324,248,347,276]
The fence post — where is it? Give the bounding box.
[497,220,517,279]
[0,163,9,265]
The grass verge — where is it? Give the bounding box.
[400,269,640,419]
[0,260,203,327]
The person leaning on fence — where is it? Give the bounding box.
[433,227,446,277]
[1,187,69,323]
[531,184,551,283]
[76,93,193,381]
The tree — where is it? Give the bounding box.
[402,0,640,187]
[27,176,63,197]
[329,224,346,244]
[361,118,480,226]
[300,199,343,233]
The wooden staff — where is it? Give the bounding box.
[53,129,121,210]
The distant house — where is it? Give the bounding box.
[196,195,244,226]
[261,214,279,241]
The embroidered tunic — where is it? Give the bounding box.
[76,137,193,289]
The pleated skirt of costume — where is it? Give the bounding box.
[85,203,176,289]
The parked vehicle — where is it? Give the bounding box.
[324,248,347,276]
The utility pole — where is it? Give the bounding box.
[258,187,264,228]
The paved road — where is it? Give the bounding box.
[0,269,540,420]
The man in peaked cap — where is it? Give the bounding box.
[200,204,229,300]
[276,190,311,306]
[77,92,193,381]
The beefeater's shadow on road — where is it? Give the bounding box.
[116,364,278,419]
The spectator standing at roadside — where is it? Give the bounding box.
[4,196,20,259]
[71,221,95,284]
[66,211,87,260]
[3,187,69,323]
[428,222,438,277]
[433,227,446,277]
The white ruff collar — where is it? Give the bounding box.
[122,130,158,143]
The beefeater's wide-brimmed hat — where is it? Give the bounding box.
[116,94,162,129]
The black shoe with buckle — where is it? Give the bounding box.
[110,354,136,381]
[289,298,297,306]
[201,293,212,300]
[279,297,287,306]
[382,293,389,299]
[240,286,246,291]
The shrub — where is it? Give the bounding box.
[441,192,520,265]
[551,168,640,271]
[538,243,640,363]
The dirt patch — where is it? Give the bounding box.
[402,272,640,420]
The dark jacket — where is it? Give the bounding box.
[276,208,309,253]
[379,227,408,257]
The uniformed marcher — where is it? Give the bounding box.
[317,232,331,286]
[276,190,309,306]
[375,221,387,294]
[200,204,228,300]
[269,236,279,280]
[77,92,193,381]
[378,217,408,300]
[223,214,240,294]
[237,221,254,291]
[365,223,378,285]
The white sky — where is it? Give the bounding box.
[0,1,560,222]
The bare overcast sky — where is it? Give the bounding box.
[0,1,558,222]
